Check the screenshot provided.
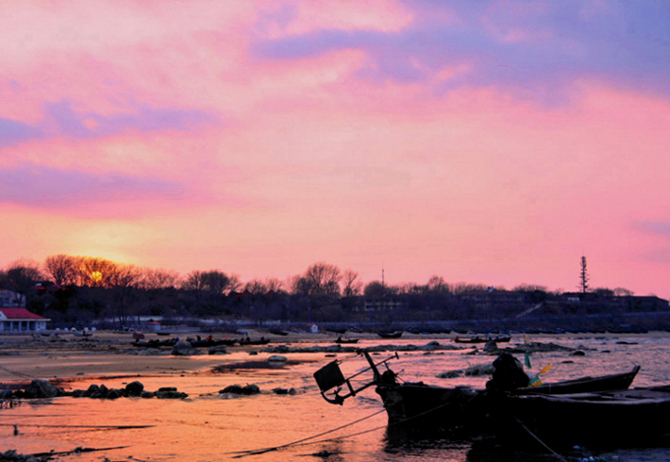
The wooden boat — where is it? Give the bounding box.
[269,328,289,336]
[238,337,270,346]
[326,327,347,334]
[377,330,402,339]
[494,386,670,449]
[511,365,640,395]
[314,351,642,442]
[132,338,177,348]
[189,338,237,348]
[334,337,358,344]
[454,335,511,344]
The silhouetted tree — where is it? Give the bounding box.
[342,269,362,297]
[295,262,341,296]
[44,254,79,286]
[2,259,44,306]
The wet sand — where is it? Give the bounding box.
[2,329,667,383]
[0,329,349,383]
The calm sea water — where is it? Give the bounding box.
[2,333,670,462]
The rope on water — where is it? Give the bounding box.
[226,408,387,458]
[513,416,569,462]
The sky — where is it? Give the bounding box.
[1,0,670,297]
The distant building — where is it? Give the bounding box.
[0,308,50,332]
[362,297,405,313]
[0,288,25,308]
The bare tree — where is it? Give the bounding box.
[244,279,267,295]
[342,269,362,297]
[2,259,44,305]
[44,254,79,286]
[138,268,180,289]
[614,287,634,296]
[79,257,118,288]
[182,270,207,291]
[182,270,233,294]
[513,283,548,293]
[299,262,342,296]
[107,264,141,288]
[427,276,451,294]
[364,281,387,298]
[264,277,285,293]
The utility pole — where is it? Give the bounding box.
[579,256,589,293]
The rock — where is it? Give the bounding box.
[483,340,500,353]
[23,379,58,398]
[106,388,123,399]
[220,384,260,395]
[208,345,228,355]
[171,340,199,356]
[436,370,463,379]
[84,384,101,398]
[125,381,144,396]
[272,387,297,395]
[155,387,188,399]
[464,363,495,376]
[267,355,287,363]
[98,384,109,398]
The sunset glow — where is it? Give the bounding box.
[2,1,670,296]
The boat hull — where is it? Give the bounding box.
[496,387,670,449]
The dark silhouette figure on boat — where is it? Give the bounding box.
[486,353,529,391]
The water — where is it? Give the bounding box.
[2,333,670,461]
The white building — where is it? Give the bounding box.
[0,308,50,332]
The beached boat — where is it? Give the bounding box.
[454,335,511,344]
[189,338,237,348]
[334,337,358,344]
[493,386,670,449]
[132,338,178,348]
[377,330,402,339]
[314,351,643,444]
[269,328,289,336]
[238,337,270,346]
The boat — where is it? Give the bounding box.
[238,337,270,346]
[334,337,358,344]
[189,338,237,348]
[454,335,511,344]
[314,351,643,443]
[377,330,402,339]
[269,328,289,336]
[511,365,640,395]
[492,386,670,449]
[132,338,178,348]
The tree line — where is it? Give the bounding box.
[0,255,639,329]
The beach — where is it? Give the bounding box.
[2,330,670,462]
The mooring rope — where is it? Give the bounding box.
[0,365,36,380]
[513,417,569,462]
[226,408,387,458]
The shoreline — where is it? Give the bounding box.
[1,329,667,385]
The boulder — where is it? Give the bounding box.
[220,384,260,395]
[125,381,144,396]
[171,340,199,356]
[208,346,228,355]
[23,380,58,398]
